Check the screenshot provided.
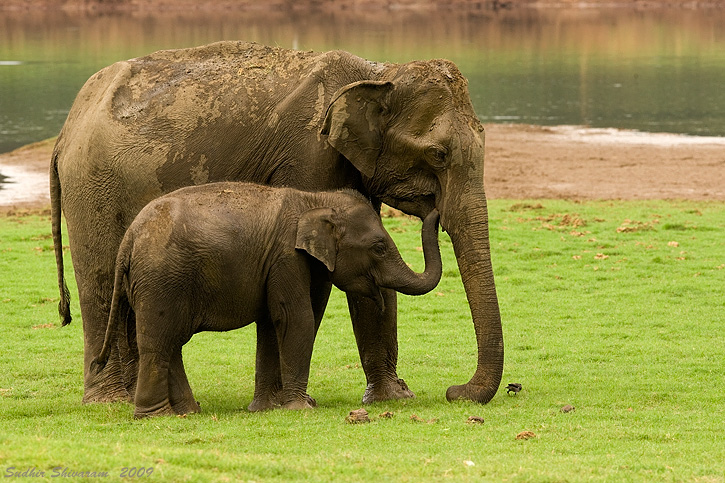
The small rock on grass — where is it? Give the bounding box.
[516,431,537,440]
[467,416,485,424]
[561,404,575,413]
[345,408,370,424]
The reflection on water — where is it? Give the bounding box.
[1,7,725,156]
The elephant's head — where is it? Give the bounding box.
[321,60,503,404]
[295,198,441,311]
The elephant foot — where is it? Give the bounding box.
[247,395,281,412]
[445,381,498,404]
[171,399,201,416]
[249,392,317,412]
[133,403,177,419]
[83,388,133,404]
[281,395,317,410]
[82,365,133,404]
[362,378,415,404]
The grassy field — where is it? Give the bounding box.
[1,199,723,482]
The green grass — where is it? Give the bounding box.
[1,200,724,482]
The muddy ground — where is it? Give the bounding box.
[1,123,723,215]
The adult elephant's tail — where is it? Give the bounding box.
[50,147,72,326]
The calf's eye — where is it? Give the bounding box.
[372,241,387,257]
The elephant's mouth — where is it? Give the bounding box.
[380,193,437,225]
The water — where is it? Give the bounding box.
[1,7,725,156]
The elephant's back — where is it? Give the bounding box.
[132,41,322,72]
[160,181,285,211]
[127,182,291,289]
[115,41,324,110]
[144,182,289,233]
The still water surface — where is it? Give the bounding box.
[1,7,725,155]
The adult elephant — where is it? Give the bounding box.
[50,41,503,405]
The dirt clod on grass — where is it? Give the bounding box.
[345,408,370,424]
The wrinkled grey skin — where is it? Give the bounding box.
[51,41,503,405]
[91,182,442,418]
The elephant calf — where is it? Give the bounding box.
[91,182,441,418]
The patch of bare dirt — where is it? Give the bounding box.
[483,124,725,201]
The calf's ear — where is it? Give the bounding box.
[295,207,338,272]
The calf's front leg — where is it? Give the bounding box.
[248,316,283,412]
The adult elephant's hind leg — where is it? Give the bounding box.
[169,349,200,416]
[348,289,415,404]
[70,232,132,404]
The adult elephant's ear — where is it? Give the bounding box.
[295,207,338,272]
[321,80,393,178]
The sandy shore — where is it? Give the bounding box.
[1,123,724,214]
[483,124,725,200]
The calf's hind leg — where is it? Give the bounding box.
[133,310,192,418]
[134,350,175,419]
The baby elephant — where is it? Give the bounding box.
[92,182,441,418]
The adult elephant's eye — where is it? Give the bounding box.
[425,145,448,170]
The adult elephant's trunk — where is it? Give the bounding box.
[379,209,442,296]
[439,135,503,404]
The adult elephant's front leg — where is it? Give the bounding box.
[347,288,414,403]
